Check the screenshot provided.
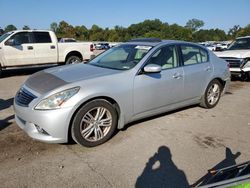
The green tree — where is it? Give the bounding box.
[185,19,204,32]
[57,21,75,38]
[228,25,241,39]
[50,22,58,33]
[236,24,250,37]
[74,25,89,40]
[128,19,163,38]
[23,25,30,30]
[89,25,104,41]
[4,24,17,32]
[193,29,228,42]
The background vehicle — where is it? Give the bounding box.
[14,38,230,147]
[95,42,110,50]
[59,38,76,43]
[215,36,250,80]
[0,30,95,76]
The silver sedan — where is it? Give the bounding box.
[14,39,230,147]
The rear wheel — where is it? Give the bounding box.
[65,56,81,64]
[0,65,2,77]
[71,99,118,147]
[200,79,222,108]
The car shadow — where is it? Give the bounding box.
[0,98,14,111]
[122,104,198,131]
[191,147,241,187]
[135,146,189,188]
[0,114,14,131]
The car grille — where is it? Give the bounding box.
[220,57,244,68]
[15,87,37,107]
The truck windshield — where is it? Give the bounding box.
[89,44,152,70]
[227,38,250,50]
[0,32,12,43]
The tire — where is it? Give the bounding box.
[200,79,222,109]
[71,99,118,147]
[65,56,81,65]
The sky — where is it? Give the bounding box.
[0,0,250,32]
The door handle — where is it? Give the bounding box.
[205,66,212,71]
[27,46,33,50]
[50,45,56,49]
[173,73,182,79]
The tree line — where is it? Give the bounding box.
[1,19,250,42]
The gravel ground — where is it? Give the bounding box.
[0,68,249,188]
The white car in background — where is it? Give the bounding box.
[215,36,250,80]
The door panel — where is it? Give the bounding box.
[3,32,35,66]
[33,43,57,64]
[32,32,57,64]
[182,62,212,100]
[180,45,212,100]
[133,67,184,115]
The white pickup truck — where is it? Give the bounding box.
[0,30,95,75]
[215,36,250,80]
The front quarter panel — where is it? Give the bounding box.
[65,70,135,129]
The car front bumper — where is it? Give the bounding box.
[14,100,73,143]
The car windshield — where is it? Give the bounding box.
[89,44,152,70]
[227,38,250,50]
[0,32,12,43]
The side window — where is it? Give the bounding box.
[181,45,209,65]
[200,49,208,62]
[10,32,31,45]
[33,32,52,43]
[147,46,178,70]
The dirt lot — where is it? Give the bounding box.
[0,68,250,188]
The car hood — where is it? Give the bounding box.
[214,50,250,59]
[25,64,121,94]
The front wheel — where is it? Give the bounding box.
[71,99,118,147]
[200,79,222,109]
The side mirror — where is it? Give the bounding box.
[5,39,15,46]
[143,64,162,73]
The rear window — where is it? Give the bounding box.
[33,32,52,43]
[181,45,208,65]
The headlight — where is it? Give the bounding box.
[35,87,80,110]
[243,60,250,68]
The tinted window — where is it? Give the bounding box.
[33,32,52,43]
[10,32,31,45]
[227,38,250,50]
[0,32,12,43]
[147,45,178,69]
[181,45,208,65]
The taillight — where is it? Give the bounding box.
[90,44,94,52]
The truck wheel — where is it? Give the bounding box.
[200,79,222,109]
[71,99,118,147]
[0,65,2,77]
[65,56,81,64]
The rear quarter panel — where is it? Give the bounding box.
[57,42,94,62]
[210,51,230,81]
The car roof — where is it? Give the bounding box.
[125,39,204,48]
[10,30,52,33]
[236,36,250,39]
